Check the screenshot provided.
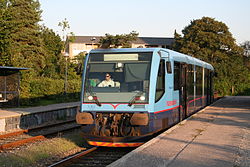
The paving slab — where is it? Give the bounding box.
[109,96,250,167]
[0,110,21,119]
[2,101,80,115]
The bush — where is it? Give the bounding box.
[20,77,81,106]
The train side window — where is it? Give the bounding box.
[166,61,172,74]
[174,62,180,90]
[155,59,165,102]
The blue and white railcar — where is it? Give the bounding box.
[76,48,214,147]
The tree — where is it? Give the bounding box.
[58,18,75,51]
[40,26,63,78]
[0,0,13,66]
[0,1,82,104]
[72,51,87,75]
[2,0,46,78]
[99,31,139,48]
[57,18,78,81]
[173,17,250,95]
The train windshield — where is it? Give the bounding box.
[83,52,152,103]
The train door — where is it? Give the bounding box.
[208,70,213,104]
[174,62,187,121]
[206,69,210,105]
[186,64,195,115]
[180,63,188,120]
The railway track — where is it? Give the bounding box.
[49,147,135,167]
[0,120,80,150]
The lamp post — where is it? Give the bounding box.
[63,52,69,94]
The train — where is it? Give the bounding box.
[76,48,214,147]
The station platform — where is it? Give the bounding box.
[0,102,79,132]
[109,96,250,167]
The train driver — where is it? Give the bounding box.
[98,73,118,87]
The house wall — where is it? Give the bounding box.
[67,39,172,59]
[68,43,99,59]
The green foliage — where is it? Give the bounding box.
[0,0,46,78]
[173,17,250,95]
[0,0,13,65]
[58,18,75,50]
[58,18,70,41]
[0,136,83,167]
[41,26,63,58]
[20,77,81,106]
[71,51,86,75]
[29,78,64,98]
[99,31,139,48]
[0,0,83,105]
[40,26,63,78]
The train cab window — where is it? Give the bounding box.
[166,61,172,74]
[155,59,165,102]
[174,62,180,90]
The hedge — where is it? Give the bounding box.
[20,77,82,106]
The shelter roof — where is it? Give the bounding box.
[0,66,29,71]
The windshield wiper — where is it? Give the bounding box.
[86,87,101,106]
[128,91,143,107]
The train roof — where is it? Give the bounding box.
[90,48,214,71]
[166,49,214,71]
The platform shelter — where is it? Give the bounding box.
[0,66,28,107]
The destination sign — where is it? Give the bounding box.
[104,54,139,61]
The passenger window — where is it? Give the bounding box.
[155,60,165,102]
[166,61,172,74]
[174,62,180,90]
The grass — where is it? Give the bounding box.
[0,132,85,167]
[20,96,80,107]
[29,99,60,106]
[19,92,80,107]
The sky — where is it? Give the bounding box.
[39,0,250,44]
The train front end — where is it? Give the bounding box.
[77,49,154,147]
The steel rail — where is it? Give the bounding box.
[0,120,76,139]
[0,135,45,150]
[48,147,98,167]
[0,121,80,150]
[0,129,28,139]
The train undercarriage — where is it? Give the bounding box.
[77,112,151,147]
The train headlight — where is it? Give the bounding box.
[88,95,94,101]
[117,62,123,68]
[139,95,145,101]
